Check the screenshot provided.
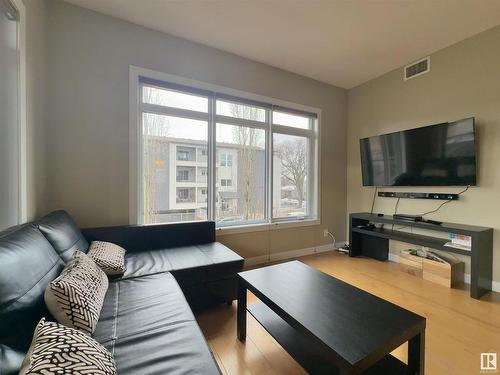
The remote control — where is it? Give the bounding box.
[425,219,442,225]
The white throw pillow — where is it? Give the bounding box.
[44,251,108,335]
[87,241,126,276]
[19,318,117,375]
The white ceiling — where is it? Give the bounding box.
[64,0,500,89]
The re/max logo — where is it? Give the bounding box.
[481,353,497,372]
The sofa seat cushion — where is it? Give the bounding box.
[123,242,243,285]
[94,273,194,343]
[121,250,174,278]
[103,321,220,375]
[93,273,220,375]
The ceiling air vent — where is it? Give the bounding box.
[404,57,430,81]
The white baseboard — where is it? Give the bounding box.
[388,253,500,293]
[244,242,345,267]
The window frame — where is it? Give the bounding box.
[176,168,192,182]
[130,66,321,232]
[220,178,232,187]
[220,153,233,167]
[176,187,195,203]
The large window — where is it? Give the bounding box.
[136,74,319,228]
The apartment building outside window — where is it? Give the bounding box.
[176,167,192,182]
[220,179,232,187]
[135,70,319,229]
[177,151,188,161]
[176,187,195,203]
[220,153,232,167]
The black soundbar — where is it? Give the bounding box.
[378,191,459,200]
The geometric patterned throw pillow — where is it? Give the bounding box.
[19,318,117,375]
[44,251,108,335]
[88,241,126,276]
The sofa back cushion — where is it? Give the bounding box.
[82,221,216,253]
[0,224,64,352]
[37,210,89,262]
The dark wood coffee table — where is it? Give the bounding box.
[237,261,426,375]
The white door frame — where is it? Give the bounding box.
[10,0,27,222]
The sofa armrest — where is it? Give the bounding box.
[82,221,215,252]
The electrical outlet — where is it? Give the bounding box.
[323,229,329,238]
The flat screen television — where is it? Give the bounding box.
[360,117,476,187]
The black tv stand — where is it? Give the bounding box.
[349,212,493,299]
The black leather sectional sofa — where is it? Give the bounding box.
[0,210,244,374]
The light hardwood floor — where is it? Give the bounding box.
[196,251,500,375]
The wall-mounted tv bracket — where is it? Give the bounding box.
[378,191,459,200]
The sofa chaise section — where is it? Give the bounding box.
[83,221,244,311]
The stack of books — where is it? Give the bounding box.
[444,233,472,251]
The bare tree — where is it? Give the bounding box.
[229,104,263,220]
[275,138,307,208]
[143,87,170,223]
[233,126,258,219]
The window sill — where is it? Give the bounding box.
[216,218,320,236]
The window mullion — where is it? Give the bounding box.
[266,109,272,223]
[207,94,216,222]
[215,114,267,129]
[271,124,314,138]
[313,119,319,219]
[138,106,144,224]
[141,103,209,122]
[308,130,313,218]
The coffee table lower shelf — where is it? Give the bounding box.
[247,301,408,375]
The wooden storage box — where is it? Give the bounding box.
[422,257,464,288]
[399,251,423,269]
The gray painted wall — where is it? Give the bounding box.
[348,24,500,284]
[22,0,500,272]
[23,0,48,220]
[37,0,347,259]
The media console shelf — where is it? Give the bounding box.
[349,212,493,299]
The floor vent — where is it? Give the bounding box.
[404,57,430,81]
